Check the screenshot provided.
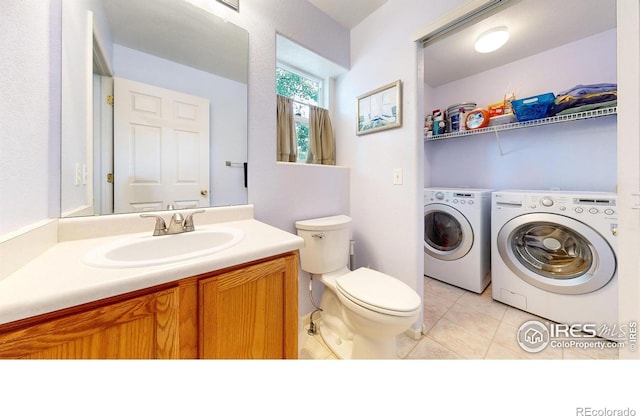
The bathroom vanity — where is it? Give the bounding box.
[0,206,303,359]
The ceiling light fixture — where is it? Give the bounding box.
[474,26,509,53]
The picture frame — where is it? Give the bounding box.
[356,80,402,135]
[217,0,239,11]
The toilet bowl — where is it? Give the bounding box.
[295,215,421,359]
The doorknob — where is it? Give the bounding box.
[200,189,208,196]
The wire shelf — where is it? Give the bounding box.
[424,106,617,141]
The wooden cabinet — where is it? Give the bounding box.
[0,288,180,359]
[0,251,298,359]
[199,253,298,359]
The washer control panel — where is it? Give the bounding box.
[493,191,617,219]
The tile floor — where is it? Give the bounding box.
[299,276,619,360]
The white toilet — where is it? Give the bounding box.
[295,215,421,359]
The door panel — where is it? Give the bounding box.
[114,77,210,213]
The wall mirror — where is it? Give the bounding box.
[61,0,248,217]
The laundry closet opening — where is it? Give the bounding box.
[419,0,617,193]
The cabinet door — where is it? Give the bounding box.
[0,288,180,359]
[199,254,298,359]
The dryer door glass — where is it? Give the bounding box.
[424,203,474,261]
[511,222,593,279]
[425,212,462,251]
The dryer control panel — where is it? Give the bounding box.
[425,189,490,205]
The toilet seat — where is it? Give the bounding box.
[335,268,421,317]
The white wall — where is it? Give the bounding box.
[186,0,352,317]
[616,0,640,359]
[333,0,468,332]
[57,0,111,217]
[428,29,617,111]
[425,29,617,192]
[60,0,93,215]
[426,117,617,192]
[0,0,60,234]
[189,0,351,230]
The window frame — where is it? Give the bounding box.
[277,62,324,108]
[276,63,326,163]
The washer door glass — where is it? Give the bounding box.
[497,213,616,295]
[424,204,473,261]
[512,222,593,279]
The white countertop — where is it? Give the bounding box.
[0,215,304,325]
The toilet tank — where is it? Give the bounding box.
[295,215,352,274]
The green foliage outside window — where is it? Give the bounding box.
[296,122,309,162]
[276,68,320,104]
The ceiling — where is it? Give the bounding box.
[277,35,347,79]
[102,0,616,87]
[307,0,387,29]
[101,0,248,83]
[422,0,617,86]
[308,0,616,87]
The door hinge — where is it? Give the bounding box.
[107,173,113,183]
[106,95,114,106]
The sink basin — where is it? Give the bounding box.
[83,226,245,268]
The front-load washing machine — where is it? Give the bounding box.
[491,190,618,338]
[424,188,492,293]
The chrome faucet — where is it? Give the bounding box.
[167,211,185,234]
[140,209,205,236]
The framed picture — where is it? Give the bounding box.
[217,0,239,11]
[356,80,402,135]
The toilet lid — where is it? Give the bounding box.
[335,268,421,316]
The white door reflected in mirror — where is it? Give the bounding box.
[113,78,210,213]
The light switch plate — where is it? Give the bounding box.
[393,168,403,185]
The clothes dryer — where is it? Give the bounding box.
[423,188,492,293]
[491,190,618,339]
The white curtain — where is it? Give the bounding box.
[276,95,297,162]
[307,106,336,165]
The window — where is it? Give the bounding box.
[276,65,323,162]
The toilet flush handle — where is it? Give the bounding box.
[312,233,326,239]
